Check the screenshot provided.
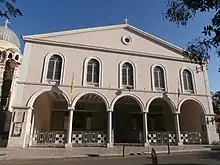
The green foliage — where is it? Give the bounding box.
[0,0,22,19]
[212,91,220,114]
[164,0,220,62]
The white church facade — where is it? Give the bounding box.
[3,23,219,148]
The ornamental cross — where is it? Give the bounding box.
[5,19,10,28]
[124,17,128,24]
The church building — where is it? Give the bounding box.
[3,21,219,148]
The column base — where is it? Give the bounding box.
[177,141,183,146]
[65,143,73,149]
[144,142,150,147]
[107,143,113,148]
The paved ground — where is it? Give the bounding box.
[0,145,211,160]
[0,151,220,165]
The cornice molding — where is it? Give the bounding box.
[16,81,212,98]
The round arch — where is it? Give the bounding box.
[179,67,197,94]
[177,97,206,114]
[112,93,144,144]
[118,60,137,89]
[150,64,168,91]
[178,97,207,144]
[71,91,110,110]
[27,89,70,109]
[83,56,103,87]
[110,93,144,112]
[28,89,70,147]
[42,52,66,84]
[145,96,176,113]
[146,96,176,135]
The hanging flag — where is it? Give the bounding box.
[70,72,74,94]
[177,81,180,98]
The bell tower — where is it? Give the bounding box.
[0,19,22,147]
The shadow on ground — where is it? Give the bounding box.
[86,154,100,157]
[197,151,220,162]
[143,164,205,165]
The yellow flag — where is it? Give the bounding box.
[70,72,74,94]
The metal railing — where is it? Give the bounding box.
[180,132,203,144]
[72,131,107,147]
[148,131,205,145]
[31,131,66,148]
[148,132,176,145]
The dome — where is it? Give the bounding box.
[0,26,20,48]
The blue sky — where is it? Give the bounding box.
[2,0,220,91]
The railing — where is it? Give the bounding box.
[148,131,205,145]
[31,131,66,147]
[30,131,205,147]
[148,132,176,145]
[72,131,107,147]
[180,132,203,144]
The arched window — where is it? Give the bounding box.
[46,55,62,84]
[122,62,134,88]
[182,69,194,92]
[154,66,165,90]
[87,59,99,85]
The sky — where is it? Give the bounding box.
[1,0,220,92]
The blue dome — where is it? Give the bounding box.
[0,26,20,48]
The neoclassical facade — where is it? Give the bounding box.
[6,23,219,148]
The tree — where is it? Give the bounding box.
[0,0,22,19]
[212,91,220,114]
[164,0,220,63]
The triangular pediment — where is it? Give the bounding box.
[23,24,186,59]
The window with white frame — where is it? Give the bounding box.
[182,69,194,92]
[46,54,62,84]
[154,66,165,91]
[86,59,99,85]
[122,62,134,88]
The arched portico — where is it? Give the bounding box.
[110,93,145,111]
[146,96,176,113]
[177,98,205,114]
[179,99,208,144]
[29,90,69,147]
[27,88,70,109]
[147,97,176,145]
[71,91,109,109]
[71,92,109,147]
[112,94,144,144]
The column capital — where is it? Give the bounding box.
[12,106,33,110]
[68,107,75,111]
[107,109,113,112]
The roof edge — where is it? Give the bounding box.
[23,23,127,39]
[126,24,185,53]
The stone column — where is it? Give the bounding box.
[174,113,183,146]
[65,108,74,148]
[29,114,35,146]
[143,112,149,147]
[107,110,113,148]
